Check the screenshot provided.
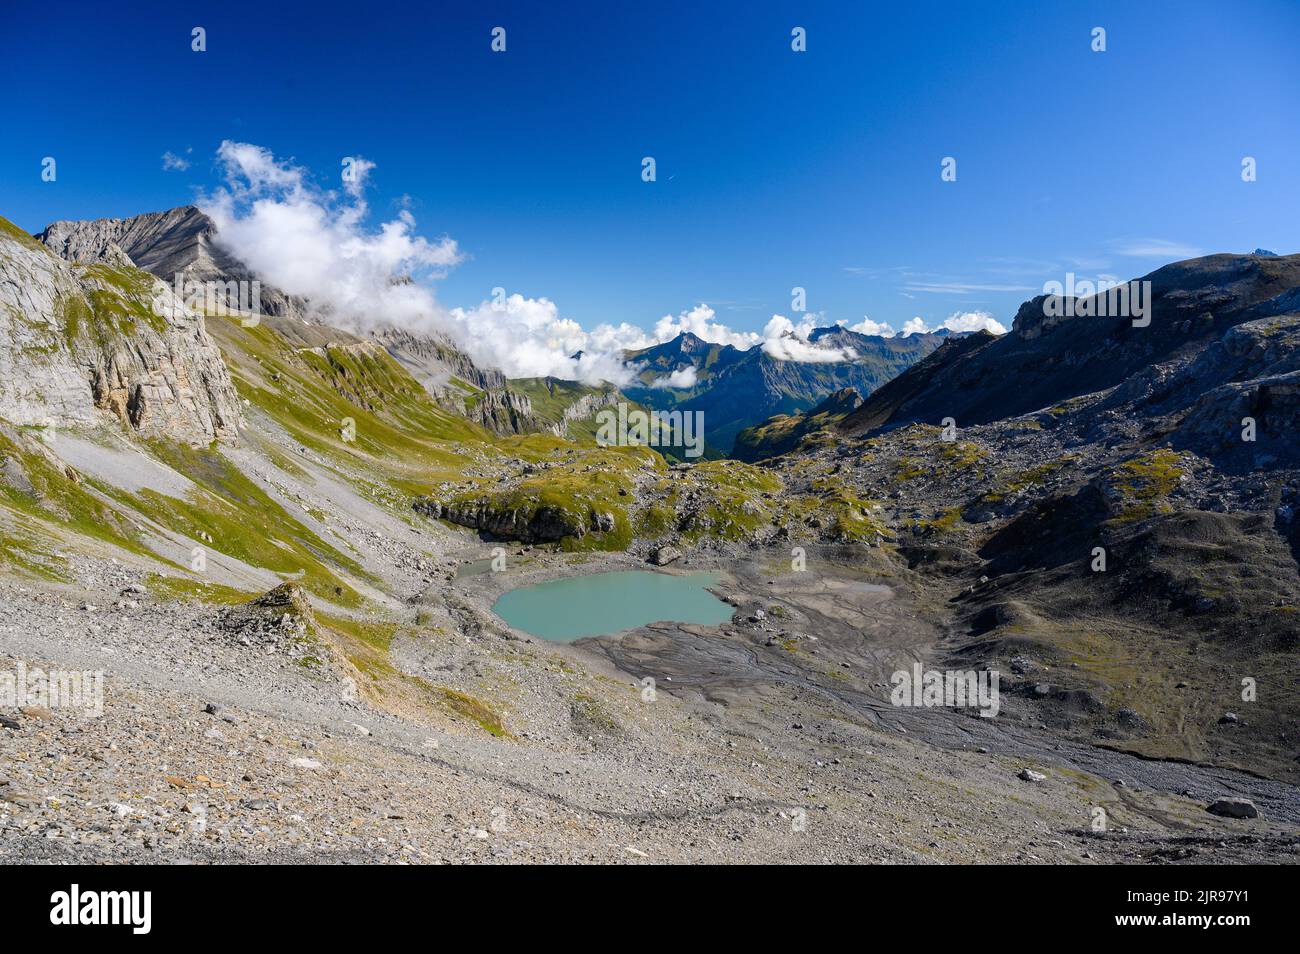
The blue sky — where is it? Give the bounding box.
[3,0,1298,342]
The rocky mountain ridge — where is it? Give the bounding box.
[0,216,241,443]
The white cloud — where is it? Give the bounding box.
[848,317,896,337]
[651,366,698,389]
[940,310,1007,334]
[896,311,1008,336]
[652,304,761,349]
[445,294,650,386]
[195,142,913,387]
[201,141,461,331]
[342,156,376,198]
[1111,238,1202,259]
[902,280,1035,295]
[161,149,191,171]
[645,307,858,363]
[760,315,857,362]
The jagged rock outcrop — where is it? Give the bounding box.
[471,387,537,434]
[413,497,588,543]
[372,325,507,393]
[217,582,317,655]
[506,377,625,438]
[552,386,622,435]
[38,205,310,321]
[371,326,562,435]
[1170,370,1300,471]
[0,218,242,442]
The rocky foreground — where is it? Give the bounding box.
[3,545,1296,864]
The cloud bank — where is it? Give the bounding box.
[848,310,1007,337]
[199,143,1006,386]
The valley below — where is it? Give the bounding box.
[1,209,1298,864]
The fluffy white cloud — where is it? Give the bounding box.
[895,311,1008,336]
[652,304,761,349]
[202,141,461,331]
[759,314,857,362]
[847,317,896,337]
[201,143,641,386]
[445,294,654,386]
[341,156,376,198]
[938,310,1007,334]
[196,143,997,388]
[162,149,192,171]
[651,366,699,389]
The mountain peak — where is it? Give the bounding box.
[669,331,709,351]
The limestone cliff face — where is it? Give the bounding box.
[37,205,310,322]
[0,219,242,442]
[371,326,507,393]
[550,386,622,436]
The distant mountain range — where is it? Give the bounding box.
[623,327,951,453]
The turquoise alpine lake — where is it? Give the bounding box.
[492,570,734,642]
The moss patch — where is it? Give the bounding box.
[437,687,510,738]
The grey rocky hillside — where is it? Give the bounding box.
[750,251,1300,781]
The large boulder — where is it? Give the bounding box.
[1207,797,1259,819]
